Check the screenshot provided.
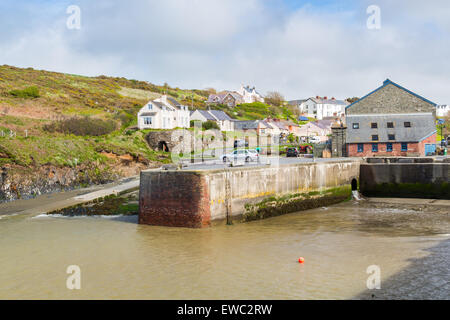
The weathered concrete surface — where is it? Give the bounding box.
[139,160,361,228]
[360,163,450,199]
[0,175,141,217]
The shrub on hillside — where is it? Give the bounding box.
[43,117,117,136]
[9,86,40,99]
[202,120,220,130]
[189,120,220,130]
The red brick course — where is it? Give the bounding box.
[139,172,211,228]
[347,133,436,157]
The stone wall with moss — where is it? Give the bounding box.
[360,163,450,199]
[139,160,361,228]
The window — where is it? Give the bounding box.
[148,104,153,110]
[353,123,359,129]
[401,143,408,152]
[387,122,394,128]
[371,123,378,129]
[404,122,411,128]
[386,143,393,152]
[372,144,378,152]
[143,117,152,125]
[357,143,364,153]
[372,135,379,141]
[388,134,395,140]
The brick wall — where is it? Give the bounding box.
[348,133,436,157]
[139,161,361,228]
[418,133,437,155]
[139,171,211,228]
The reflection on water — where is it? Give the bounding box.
[0,202,449,299]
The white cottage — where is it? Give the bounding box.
[190,109,235,131]
[137,95,190,130]
[436,104,450,117]
[238,85,265,103]
[299,96,348,120]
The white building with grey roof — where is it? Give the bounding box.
[190,109,235,131]
[298,96,349,120]
[238,85,265,103]
[137,95,190,130]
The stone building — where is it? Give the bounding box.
[331,120,347,157]
[206,91,244,107]
[346,79,437,157]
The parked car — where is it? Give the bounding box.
[223,149,259,163]
[234,139,249,148]
[308,136,321,144]
[299,145,313,154]
[286,147,300,157]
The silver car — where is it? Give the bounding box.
[223,149,259,163]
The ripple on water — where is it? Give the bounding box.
[0,203,448,299]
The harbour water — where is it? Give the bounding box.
[0,201,449,299]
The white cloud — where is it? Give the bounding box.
[0,0,449,102]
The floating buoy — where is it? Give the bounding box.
[298,257,305,264]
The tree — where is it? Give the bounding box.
[441,115,450,138]
[204,87,216,95]
[265,91,285,106]
[202,120,220,130]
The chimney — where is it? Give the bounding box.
[161,94,167,104]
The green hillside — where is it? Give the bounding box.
[0,65,216,171]
[0,65,298,178]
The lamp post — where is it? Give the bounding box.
[438,119,445,147]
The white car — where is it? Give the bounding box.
[308,136,321,144]
[223,149,259,163]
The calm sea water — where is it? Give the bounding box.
[0,202,449,299]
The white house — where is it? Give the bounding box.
[299,96,348,120]
[238,85,265,103]
[190,109,234,131]
[137,95,190,130]
[436,104,450,117]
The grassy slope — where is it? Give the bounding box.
[0,65,212,169]
[0,65,301,173]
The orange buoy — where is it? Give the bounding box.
[298,257,305,264]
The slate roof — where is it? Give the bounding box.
[346,113,437,143]
[232,120,259,130]
[206,92,244,104]
[310,97,348,105]
[152,101,164,109]
[166,97,182,108]
[209,110,232,121]
[288,99,307,106]
[314,120,334,129]
[197,110,217,121]
[266,120,289,130]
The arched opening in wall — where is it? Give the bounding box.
[351,178,358,191]
[158,141,170,152]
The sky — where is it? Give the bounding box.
[0,0,449,103]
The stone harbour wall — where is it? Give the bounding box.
[139,160,361,228]
[360,163,450,199]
